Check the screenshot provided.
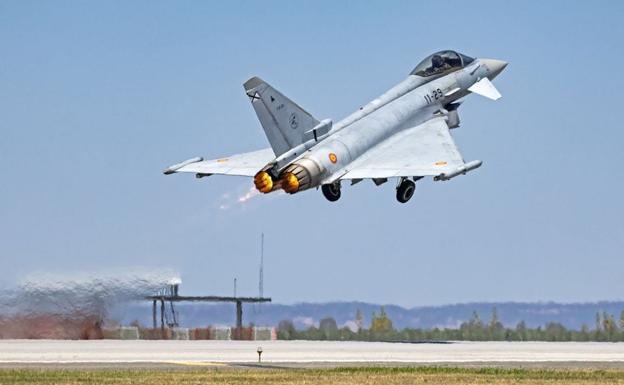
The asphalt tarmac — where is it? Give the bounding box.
[1,340,624,369]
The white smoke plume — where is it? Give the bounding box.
[238,186,260,203]
[0,268,180,318]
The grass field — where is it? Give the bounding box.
[2,367,624,385]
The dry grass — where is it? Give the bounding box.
[2,367,624,385]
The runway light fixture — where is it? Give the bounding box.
[257,346,263,363]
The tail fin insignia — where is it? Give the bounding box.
[244,77,319,157]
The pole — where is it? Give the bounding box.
[236,300,243,340]
[152,300,157,329]
[259,233,264,298]
[160,298,165,331]
[170,300,178,327]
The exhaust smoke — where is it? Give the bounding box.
[0,268,180,339]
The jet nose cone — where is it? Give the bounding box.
[481,59,508,79]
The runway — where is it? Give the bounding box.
[2,340,624,367]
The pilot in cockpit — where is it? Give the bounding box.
[429,54,451,74]
[411,50,475,78]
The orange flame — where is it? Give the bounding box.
[281,172,300,194]
[254,171,274,193]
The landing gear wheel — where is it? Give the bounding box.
[321,183,341,202]
[396,179,415,203]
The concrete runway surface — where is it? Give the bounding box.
[2,340,624,367]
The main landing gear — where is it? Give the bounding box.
[321,183,341,202]
[396,178,416,203]
[321,178,418,203]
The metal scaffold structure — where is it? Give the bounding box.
[146,283,271,338]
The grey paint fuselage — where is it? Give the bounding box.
[286,60,491,187]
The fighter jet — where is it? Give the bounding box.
[164,50,507,203]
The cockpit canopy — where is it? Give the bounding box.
[410,50,475,77]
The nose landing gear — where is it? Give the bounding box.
[321,183,341,202]
[396,178,416,203]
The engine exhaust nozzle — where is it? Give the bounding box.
[254,171,274,193]
[281,172,300,194]
[279,157,324,194]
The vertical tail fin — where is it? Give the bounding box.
[244,77,319,157]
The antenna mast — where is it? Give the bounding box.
[259,233,264,298]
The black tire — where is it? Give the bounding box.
[396,180,415,203]
[321,184,341,202]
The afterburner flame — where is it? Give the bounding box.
[281,172,300,194]
[254,171,273,193]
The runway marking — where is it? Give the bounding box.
[161,361,226,367]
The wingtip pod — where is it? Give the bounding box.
[163,157,204,175]
[434,160,482,181]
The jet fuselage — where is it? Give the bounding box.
[275,58,506,193]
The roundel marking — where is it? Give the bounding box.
[289,113,298,129]
[329,153,338,164]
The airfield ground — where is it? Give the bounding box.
[2,340,624,366]
[3,340,624,383]
[2,367,624,385]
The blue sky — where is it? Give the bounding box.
[1,1,623,306]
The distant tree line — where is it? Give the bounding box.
[277,307,624,342]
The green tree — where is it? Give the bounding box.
[575,324,590,341]
[544,322,569,341]
[515,320,527,341]
[462,311,484,340]
[337,326,356,341]
[304,326,322,340]
[277,320,296,340]
[488,307,505,340]
[370,307,394,339]
[595,312,603,341]
[319,317,338,340]
[602,312,618,341]
[355,309,364,332]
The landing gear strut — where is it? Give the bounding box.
[396,178,416,203]
[321,183,341,202]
